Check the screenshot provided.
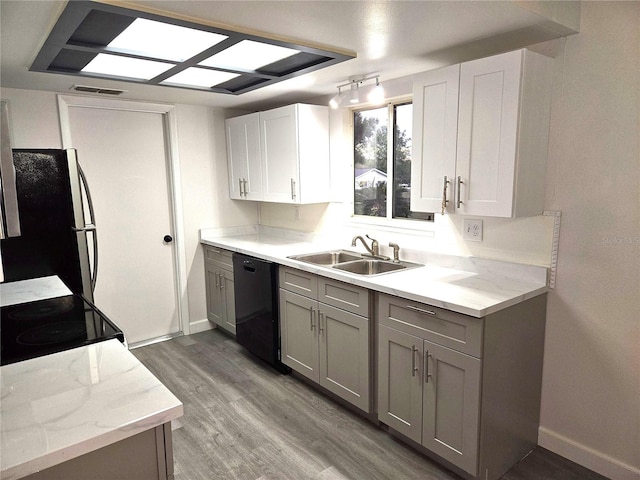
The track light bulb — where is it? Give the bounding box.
[349,82,360,104]
[367,78,385,104]
[329,88,344,109]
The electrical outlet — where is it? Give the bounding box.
[463,219,483,242]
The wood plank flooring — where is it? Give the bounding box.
[132,329,609,480]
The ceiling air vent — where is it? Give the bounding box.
[71,85,127,95]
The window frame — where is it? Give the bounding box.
[349,96,434,233]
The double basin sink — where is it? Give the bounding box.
[288,250,423,276]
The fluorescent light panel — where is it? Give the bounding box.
[200,40,299,71]
[161,68,239,88]
[30,2,355,94]
[82,54,174,80]
[108,18,228,62]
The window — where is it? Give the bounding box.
[353,102,433,222]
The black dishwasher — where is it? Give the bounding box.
[232,253,289,373]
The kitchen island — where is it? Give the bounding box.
[0,277,183,480]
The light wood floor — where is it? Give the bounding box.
[132,329,609,480]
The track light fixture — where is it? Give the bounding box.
[329,74,384,109]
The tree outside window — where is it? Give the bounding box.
[353,102,432,221]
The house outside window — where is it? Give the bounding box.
[353,102,432,222]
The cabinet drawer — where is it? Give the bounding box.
[318,277,369,317]
[279,266,317,298]
[378,294,482,357]
[204,245,233,270]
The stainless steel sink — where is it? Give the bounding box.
[332,259,422,276]
[289,250,423,276]
[288,250,363,266]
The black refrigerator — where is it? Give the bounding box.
[0,148,127,366]
[1,149,97,300]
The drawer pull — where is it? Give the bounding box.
[411,345,419,377]
[406,304,437,316]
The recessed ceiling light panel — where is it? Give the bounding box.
[30,1,356,95]
[108,18,228,62]
[199,40,300,71]
[161,68,239,88]
[81,54,174,80]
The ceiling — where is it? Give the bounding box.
[0,1,577,111]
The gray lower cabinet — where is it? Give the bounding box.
[23,423,174,480]
[377,292,546,480]
[204,246,236,335]
[279,266,371,412]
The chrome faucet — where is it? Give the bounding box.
[351,234,381,257]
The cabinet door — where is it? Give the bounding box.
[456,50,522,217]
[377,325,423,443]
[318,304,369,412]
[260,105,299,203]
[422,340,481,475]
[279,289,319,382]
[226,113,262,200]
[220,268,236,335]
[411,64,460,214]
[206,267,223,326]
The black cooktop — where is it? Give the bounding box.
[1,294,125,366]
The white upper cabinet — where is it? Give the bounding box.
[226,113,262,200]
[260,104,330,204]
[410,64,460,214]
[411,49,552,217]
[225,104,330,204]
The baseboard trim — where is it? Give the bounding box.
[189,318,214,334]
[539,427,640,480]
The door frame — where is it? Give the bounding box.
[57,94,190,337]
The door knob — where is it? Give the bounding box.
[163,235,173,243]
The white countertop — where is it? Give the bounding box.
[0,276,72,307]
[200,229,548,318]
[0,339,183,480]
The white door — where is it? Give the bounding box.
[62,104,180,344]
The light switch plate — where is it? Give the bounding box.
[463,219,483,242]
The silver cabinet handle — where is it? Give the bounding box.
[309,307,315,331]
[242,179,248,197]
[214,272,219,289]
[219,273,224,289]
[411,345,419,376]
[425,351,432,383]
[456,176,463,208]
[291,178,296,201]
[238,178,243,197]
[318,311,324,334]
[406,305,437,316]
[441,175,450,215]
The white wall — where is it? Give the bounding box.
[0,87,258,334]
[538,3,640,479]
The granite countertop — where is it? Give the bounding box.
[0,277,183,479]
[200,229,548,318]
